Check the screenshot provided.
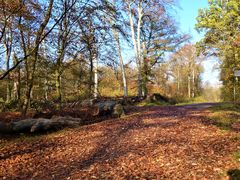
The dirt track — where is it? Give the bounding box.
[0,103,240,179]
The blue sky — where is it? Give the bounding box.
[176,0,208,42]
[176,0,221,87]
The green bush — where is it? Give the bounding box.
[4,100,19,111]
[0,98,4,112]
[31,100,55,112]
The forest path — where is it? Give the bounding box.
[0,103,240,179]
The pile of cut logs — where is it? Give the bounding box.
[0,99,128,134]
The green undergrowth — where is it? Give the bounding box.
[136,100,171,107]
[207,103,240,130]
[176,96,209,106]
[137,96,209,107]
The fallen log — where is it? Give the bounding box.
[29,117,81,133]
[0,116,82,134]
[93,101,125,117]
[80,99,97,107]
[113,103,125,117]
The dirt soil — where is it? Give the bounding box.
[0,103,240,179]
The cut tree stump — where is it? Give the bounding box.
[93,101,125,117]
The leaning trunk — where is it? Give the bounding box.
[113,28,128,97]
[127,0,142,96]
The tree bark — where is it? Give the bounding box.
[93,101,125,117]
[192,68,195,98]
[142,42,148,97]
[137,1,143,96]
[3,27,13,103]
[22,0,54,116]
[127,0,142,96]
[177,66,180,93]
[188,75,191,99]
[93,50,98,99]
[12,52,21,102]
[55,1,70,108]
[0,116,82,134]
[111,0,128,97]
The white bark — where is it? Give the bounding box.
[127,0,143,96]
[137,1,143,64]
[93,53,98,99]
[137,2,143,96]
[111,0,128,97]
[127,1,138,59]
[13,82,18,100]
[113,30,128,97]
[4,28,13,103]
[192,68,195,98]
[177,66,180,92]
[188,75,191,99]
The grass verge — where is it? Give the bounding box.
[208,103,240,167]
[207,103,240,130]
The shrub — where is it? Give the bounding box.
[31,100,55,112]
[4,100,19,111]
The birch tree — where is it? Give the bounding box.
[107,0,128,97]
[125,0,181,96]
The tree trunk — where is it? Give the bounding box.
[93,51,98,99]
[142,42,148,97]
[56,70,62,103]
[188,75,191,99]
[55,38,64,108]
[44,79,48,100]
[177,66,180,93]
[55,3,69,108]
[192,68,195,98]
[112,25,128,97]
[22,0,54,116]
[89,53,94,96]
[3,28,13,103]
[137,1,143,96]
[127,0,142,96]
[0,116,82,134]
[12,53,20,101]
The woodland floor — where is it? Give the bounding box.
[0,103,240,179]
